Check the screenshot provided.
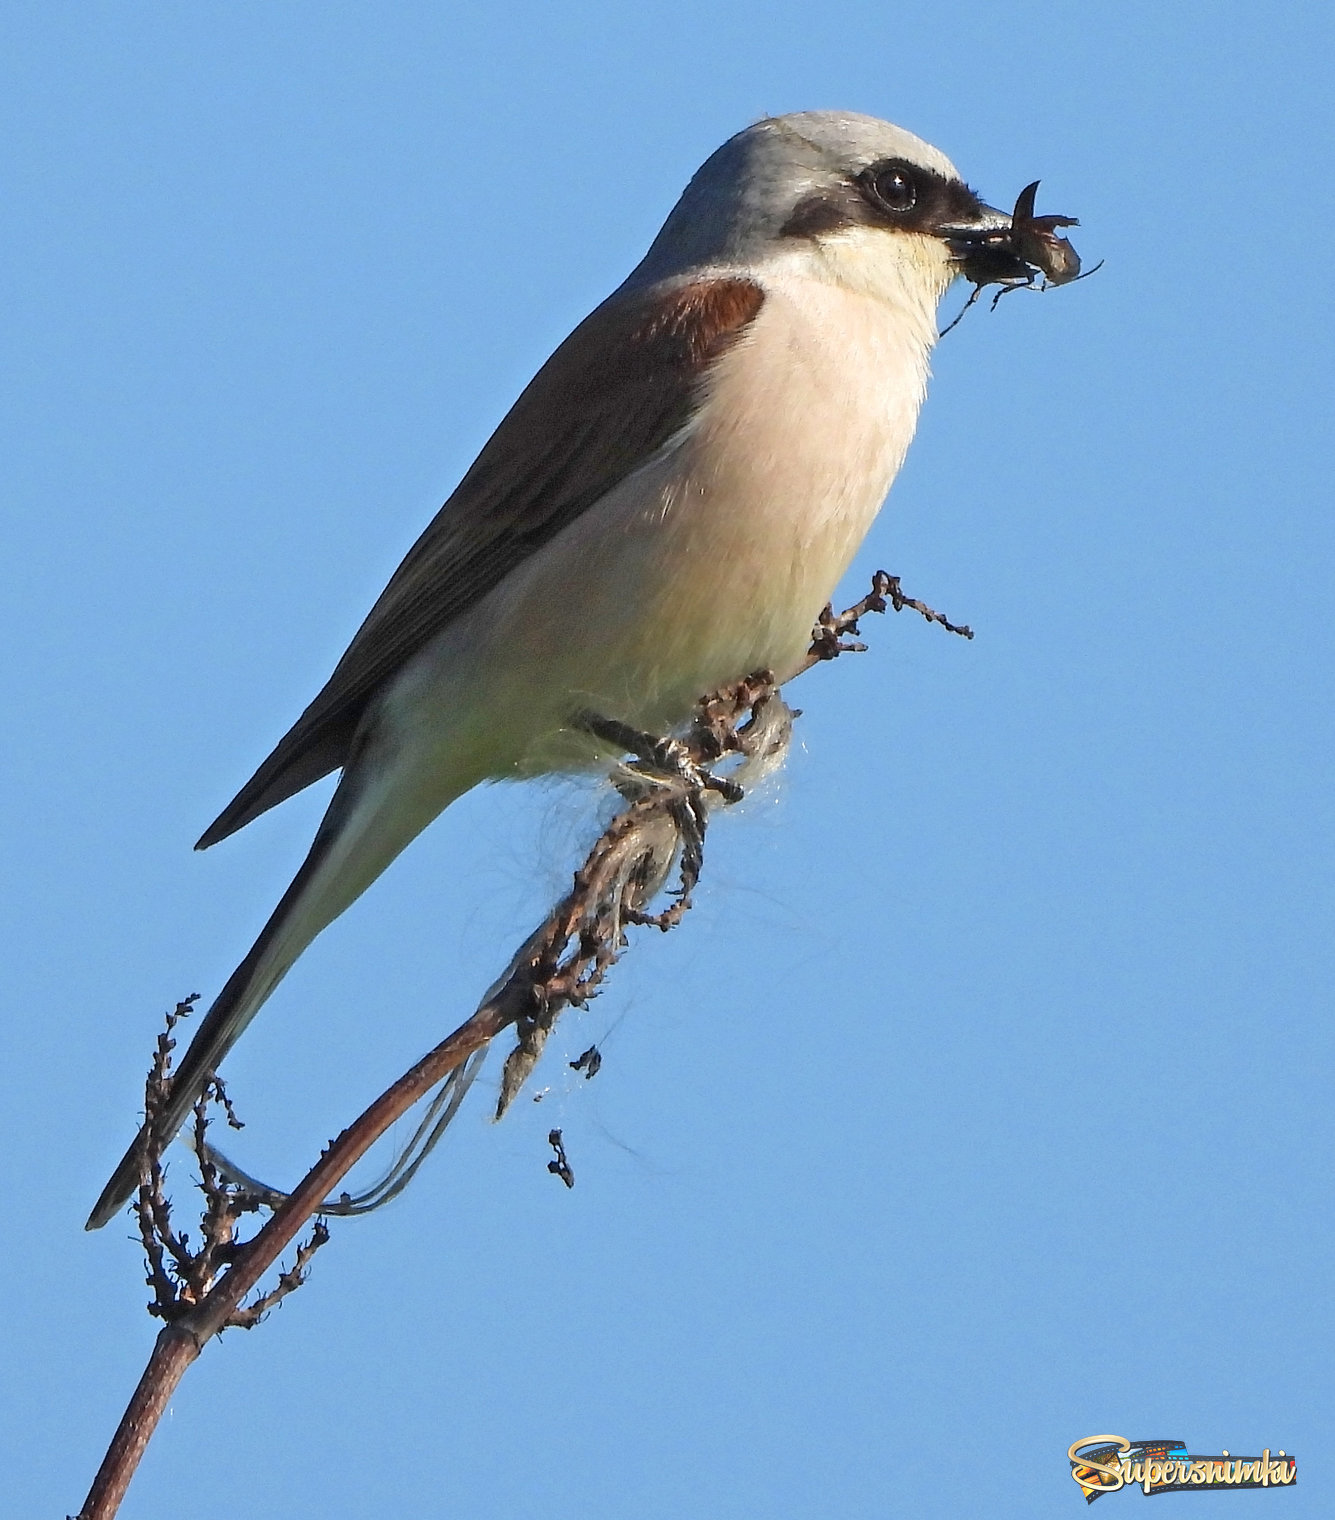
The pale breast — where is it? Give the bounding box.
[388,264,940,774]
[580,267,938,699]
[685,266,936,606]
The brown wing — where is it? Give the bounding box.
[196,276,765,849]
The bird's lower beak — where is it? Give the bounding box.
[941,185,1083,290]
[942,205,1033,288]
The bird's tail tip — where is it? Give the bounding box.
[85,1139,143,1230]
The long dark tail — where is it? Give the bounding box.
[85,836,336,1229]
[85,751,447,1230]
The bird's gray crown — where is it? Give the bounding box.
[630,111,964,285]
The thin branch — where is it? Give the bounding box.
[75,571,970,1520]
[803,570,972,669]
[195,1050,486,1216]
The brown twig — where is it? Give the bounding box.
[134,1006,325,1332]
[76,989,524,1520]
[75,571,969,1520]
[803,570,972,668]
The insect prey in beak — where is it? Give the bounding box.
[940,181,1101,337]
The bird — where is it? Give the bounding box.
[88,110,1077,1229]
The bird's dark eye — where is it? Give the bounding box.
[869,165,917,214]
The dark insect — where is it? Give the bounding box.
[941,180,1101,336]
[1009,180,1082,285]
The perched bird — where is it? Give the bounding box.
[88,110,1079,1229]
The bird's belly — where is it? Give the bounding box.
[384,274,932,783]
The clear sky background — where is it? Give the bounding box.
[3,4,1331,1516]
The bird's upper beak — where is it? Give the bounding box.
[940,182,1083,290]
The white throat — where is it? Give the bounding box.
[798,224,954,344]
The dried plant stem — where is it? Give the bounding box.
[77,971,538,1520]
[75,572,969,1520]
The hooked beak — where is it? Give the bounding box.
[941,182,1083,290]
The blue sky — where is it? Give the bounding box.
[3,4,1331,1516]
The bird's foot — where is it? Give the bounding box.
[575,711,744,804]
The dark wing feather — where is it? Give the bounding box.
[196,276,765,849]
